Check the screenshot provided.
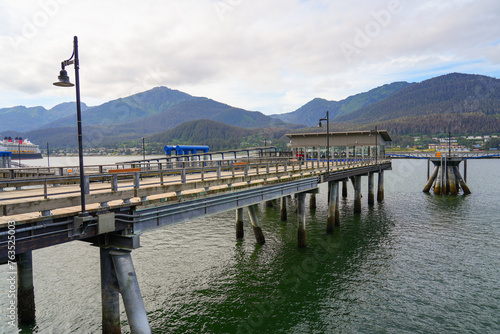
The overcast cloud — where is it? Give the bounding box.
[1,0,499,114]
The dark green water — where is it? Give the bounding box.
[2,159,500,333]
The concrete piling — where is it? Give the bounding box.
[354,176,362,213]
[342,180,348,198]
[426,158,471,195]
[368,172,375,205]
[236,208,244,239]
[17,251,36,325]
[280,197,287,221]
[434,165,443,195]
[327,182,338,233]
[454,166,471,194]
[423,166,439,193]
[309,193,317,210]
[335,186,340,227]
[377,171,384,202]
[447,166,458,195]
[247,205,265,244]
[297,193,306,247]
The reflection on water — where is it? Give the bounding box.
[1,159,499,333]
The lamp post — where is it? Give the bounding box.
[370,126,378,164]
[318,111,330,173]
[53,36,86,214]
[448,131,451,156]
[142,137,146,160]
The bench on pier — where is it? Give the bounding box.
[109,167,141,174]
[232,162,248,166]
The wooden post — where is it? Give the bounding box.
[297,193,306,247]
[280,197,287,221]
[354,175,362,213]
[100,247,121,334]
[247,205,265,244]
[377,170,384,202]
[17,251,36,325]
[236,208,244,239]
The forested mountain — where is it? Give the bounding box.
[339,73,500,124]
[0,102,88,132]
[271,81,411,126]
[3,73,499,151]
[40,86,196,128]
[147,119,255,151]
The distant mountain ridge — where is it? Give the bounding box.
[36,86,287,131]
[271,81,411,126]
[2,73,499,150]
[339,73,500,124]
[0,102,88,132]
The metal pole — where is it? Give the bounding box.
[449,131,451,156]
[111,250,151,334]
[73,36,86,214]
[326,111,330,173]
[375,125,378,164]
[142,137,146,160]
[47,142,50,167]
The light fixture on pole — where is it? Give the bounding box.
[53,36,86,214]
[318,111,330,173]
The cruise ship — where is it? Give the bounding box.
[0,136,42,159]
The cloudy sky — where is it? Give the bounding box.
[1,0,499,115]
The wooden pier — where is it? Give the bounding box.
[1,147,391,333]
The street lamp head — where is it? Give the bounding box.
[318,120,322,128]
[53,69,74,87]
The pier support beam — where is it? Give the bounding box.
[447,166,458,195]
[247,205,265,244]
[309,193,317,210]
[454,166,471,195]
[354,176,362,213]
[342,180,348,198]
[377,170,384,202]
[368,172,375,205]
[327,182,338,233]
[280,197,287,221]
[17,251,35,325]
[236,208,244,239]
[111,250,151,334]
[100,247,121,334]
[423,166,439,193]
[335,186,340,227]
[297,193,306,247]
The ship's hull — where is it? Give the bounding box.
[10,153,43,160]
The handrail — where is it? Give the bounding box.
[0,158,391,217]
